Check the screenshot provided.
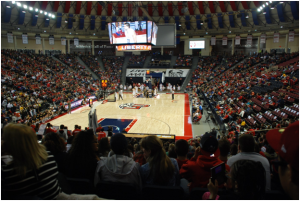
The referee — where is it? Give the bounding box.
[172,90,174,100]
[119,89,123,100]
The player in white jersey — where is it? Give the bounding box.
[173,85,175,91]
[177,84,180,91]
[132,88,136,96]
[154,87,157,96]
[135,86,138,94]
[124,23,137,43]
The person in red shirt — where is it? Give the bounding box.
[247,128,256,136]
[45,123,57,134]
[175,139,189,170]
[97,128,106,141]
[180,133,230,191]
[96,124,103,133]
[72,125,81,136]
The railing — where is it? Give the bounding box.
[201,91,226,133]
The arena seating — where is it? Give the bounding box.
[128,55,146,67]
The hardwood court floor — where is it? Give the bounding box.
[50,93,191,137]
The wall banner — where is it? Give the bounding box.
[273,33,280,43]
[7,33,13,43]
[222,37,227,45]
[260,34,266,44]
[22,34,28,44]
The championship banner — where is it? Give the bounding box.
[260,34,266,44]
[289,31,295,42]
[7,33,13,43]
[235,36,241,45]
[49,37,54,45]
[74,38,79,46]
[22,34,28,44]
[222,37,227,45]
[211,37,216,45]
[273,33,280,43]
[36,36,41,44]
[247,35,252,45]
[61,37,66,45]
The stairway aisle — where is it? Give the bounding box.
[76,56,100,80]
[180,56,199,92]
[121,56,130,86]
[97,56,105,71]
[143,55,152,68]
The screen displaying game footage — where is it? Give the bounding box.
[108,21,158,46]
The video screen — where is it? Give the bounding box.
[151,22,158,45]
[147,21,152,43]
[189,41,205,49]
[108,23,112,44]
[111,21,147,44]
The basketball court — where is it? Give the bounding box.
[49,93,193,140]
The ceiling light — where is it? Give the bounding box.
[229,31,231,33]
[44,30,46,32]
[46,18,49,20]
[52,15,55,19]
[12,1,15,4]
[279,2,284,3]
[23,5,27,9]
[17,27,20,30]
[262,4,265,7]
[22,10,26,13]
[183,33,185,35]
[255,29,257,31]
[266,2,268,5]
[257,9,260,12]
[65,20,68,23]
[245,15,249,18]
[179,24,181,26]
[93,33,95,35]
[40,10,43,13]
[35,14,38,17]
[263,12,266,14]
[35,8,38,12]
[17,2,21,6]
[269,1,272,3]
[271,7,274,9]
[280,26,283,28]
[260,6,263,9]
[44,12,47,15]
[69,32,72,34]
[206,32,208,34]
[29,7,33,10]
[6,5,11,8]
[200,22,203,25]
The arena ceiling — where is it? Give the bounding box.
[1,1,299,39]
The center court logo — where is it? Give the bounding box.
[119,103,150,110]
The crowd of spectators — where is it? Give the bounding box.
[1,51,299,200]
[1,50,99,127]
[175,56,193,67]
[149,55,171,66]
[101,57,124,87]
[128,55,146,66]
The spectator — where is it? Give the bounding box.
[43,132,67,173]
[66,136,74,152]
[57,124,68,141]
[98,137,111,157]
[266,121,299,199]
[107,126,113,137]
[1,124,61,199]
[45,123,56,134]
[168,144,177,158]
[227,134,271,190]
[229,144,238,157]
[65,130,100,183]
[218,138,231,163]
[139,136,180,186]
[133,144,147,166]
[175,139,189,169]
[71,125,81,136]
[180,133,230,191]
[205,160,266,199]
[94,133,142,190]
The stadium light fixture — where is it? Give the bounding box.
[17,2,21,6]
[279,2,283,3]
[22,10,26,13]
[52,15,55,19]
[271,7,274,9]
[262,4,265,7]
[23,4,27,9]
[29,7,33,10]
[69,32,72,34]
[183,33,185,35]
[17,27,20,30]
[40,10,43,13]
[179,24,181,26]
[44,12,47,15]
[266,2,268,5]
[35,8,38,12]
[269,1,272,3]
[280,26,283,28]
[245,15,249,18]
[257,9,260,12]
[12,1,16,4]
[44,30,46,32]
[229,30,231,33]
[93,33,95,35]
[206,32,208,34]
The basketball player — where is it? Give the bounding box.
[173,85,175,91]
[154,87,157,96]
[124,23,137,43]
[115,91,118,101]
[135,85,138,94]
[172,89,174,100]
[132,87,136,97]
[119,89,123,100]
[67,100,71,114]
[177,84,180,91]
